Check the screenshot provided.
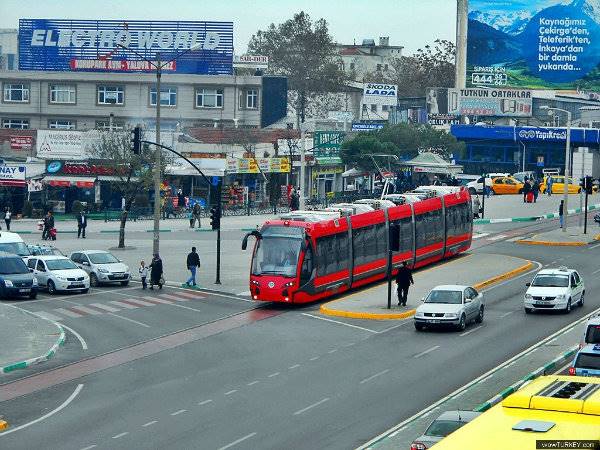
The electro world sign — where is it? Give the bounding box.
[19,19,234,74]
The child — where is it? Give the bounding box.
[139,260,148,289]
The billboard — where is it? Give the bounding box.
[19,19,233,74]
[0,165,26,187]
[37,130,98,160]
[426,87,532,117]
[226,158,290,174]
[313,131,344,157]
[467,1,600,90]
[351,123,385,132]
[363,83,398,105]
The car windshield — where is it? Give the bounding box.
[0,242,30,257]
[0,257,29,274]
[88,253,119,264]
[252,237,301,277]
[46,259,78,271]
[585,326,600,344]
[425,290,462,304]
[575,354,600,370]
[532,274,569,287]
[424,419,465,437]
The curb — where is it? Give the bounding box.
[0,323,66,374]
[474,346,578,412]
[474,202,600,225]
[145,229,172,233]
[515,233,600,247]
[319,259,534,321]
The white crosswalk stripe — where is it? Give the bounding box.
[70,305,102,315]
[32,311,63,322]
[487,234,507,241]
[121,298,155,307]
[143,296,172,305]
[54,307,83,318]
[108,300,138,309]
[160,293,189,302]
[90,303,121,313]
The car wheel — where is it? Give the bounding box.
[525,307,533,314]
[475,306,484,323]
[28,291,37,299]
[457,314,466,331]
[120,281,129,286]
[414,322,424,331]
[47,280,56,295]
[579,291,585,307]
[564,298,572,314]
[81,288,89,294]
[89,273,99,287]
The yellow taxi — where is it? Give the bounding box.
[489,176,524,195]
[540,176,582,194]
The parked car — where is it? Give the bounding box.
[569,344,600,377]
[414,285,484,331]
[540,176,582,194]
[0,251,38,299]
[26,244,65,257]
[27,255,89,294]
[69,250,131,287]
[466,173,510,194]
[512,171,536,183]
[410,410,481,450]
[0,231,31,260]
[580,317,600,349]
[524,267,584,314]
[489,176,524,195]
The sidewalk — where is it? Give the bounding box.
[0,303,65,374]
[516,226,600,246]
[320,254,533,320]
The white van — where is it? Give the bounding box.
[0,232,31,259]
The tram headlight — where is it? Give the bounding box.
[251,280,260,286]
[283,281,294,288]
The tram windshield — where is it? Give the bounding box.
[251,226,304,278]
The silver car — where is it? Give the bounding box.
[410,410,481,449]
[414,285,485,331]
[70,250,130,287]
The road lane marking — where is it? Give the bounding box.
[53,307,83,318]
[589,243,600,249]
[289,364,300,370]
[500,311,515,318]
[224,389,238,396]
[487,234,507,241]
[0,384,84,437]
[70,305,103,316]
[142,296,172,305]
[472,233,489,240]
[160,293,189,302]
[90,303,121,313]
[31,311,63,322]
[328,349,338,354]
[170,409,187,416]
[413,345,440,358]
[80,445,97,450]
[60,323,88,350]
[112,432,129,439]
[174,291,205,299]
[142,420,157,427]
[360,369,390,384]
[268,372,280,378]
[107,312,150,328]
[198,399,213,405]
[592,268,600,274]
[217,432,257,450]
[309,356,319,361]
[247,381,260,386]
[121,298,155,307]
[108,300,138,310]
[293,397,330,415]
[239,291,251,296]
[166,303,203,313]
[301,313,378,333]
[460,326,483,337]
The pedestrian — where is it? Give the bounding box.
[185,246,201,287]
[149,253,163,290]
[177,189,185,210]
[472,195,481,219]
[139,260,148,289]
[290,189,299,211]
[43,211,55,240]
[559,200,564,228]
[4,207,11,231]
[193,202,202,228]
[532,179,540,203]
[395,261,414,307]
[523,179,531,203]
[77,210,87,238]
[188,207,194,228]
[547,176,553,196]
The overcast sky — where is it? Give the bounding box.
[0,0,457,54]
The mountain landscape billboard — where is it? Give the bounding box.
[467,0,600,90]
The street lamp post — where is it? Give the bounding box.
[541,106,572,232]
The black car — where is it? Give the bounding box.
[0,251,38,299]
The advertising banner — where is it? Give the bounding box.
[10,135,33,150]
[427,114,460,126]
[467,1,600,90]
[19,19,233,74]
[351,123,385,132]
[233,55,268,69]
[227,157,290,174]
[363,83,398,105]
[448,88,532,117]
[0,165,26,187]
[313,131,344,157]
[36,130,100,160]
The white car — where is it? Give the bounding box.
[524,267,584,314]
[27,255,90,294]
[70,250,131,287]
[414,285,485,331]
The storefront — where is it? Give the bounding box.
[0,164,27,213]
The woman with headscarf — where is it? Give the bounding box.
[149,253,164,290]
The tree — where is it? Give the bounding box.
[248,11,348,126]
[90,129,164,248]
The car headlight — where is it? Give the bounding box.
[56,276,67,281]
[4,280,13,287]
[556,294,566,300]
[525,294,532,300]
[445,313,458,318]
[32,277,38,285]
[98,268,109,273]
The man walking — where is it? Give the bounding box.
[193,202,202,228]
[186,246,201,287]
[395,261,414,307]
[523,179,531,203]
[559,200,564,228]
[532,179,540,203]
[77,210,87,238]
[547,176,553,196]
[4,207,11,231]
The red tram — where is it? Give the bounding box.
[242,189,473,304]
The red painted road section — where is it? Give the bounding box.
[0,307,282,402]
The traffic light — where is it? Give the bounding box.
[131,126,142,154]
[210,205,221,230]
[585,176,594,195]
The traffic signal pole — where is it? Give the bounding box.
[215,180,222,285]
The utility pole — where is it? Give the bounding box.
[455,0,468,90]
[299,124,306,210]
[153,52,162,255]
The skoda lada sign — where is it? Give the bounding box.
[19,19,233,74]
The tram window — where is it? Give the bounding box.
[352,227,365,266]
[300,245,313,282]
[415,214,426,248]
[400,217,413,253]
[337,233,349,271]
[376,224,387,257]
[365,226,377,260]
[317,233,349,276]
[431,209,443,242]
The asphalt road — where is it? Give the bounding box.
[1,222,599,450]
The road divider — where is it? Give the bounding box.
[474,202,600,225]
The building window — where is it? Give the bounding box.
[3,83,29,102]
[362,104,367,112]
[382,105,389,112]
[350,63,355,70]
[246,89,258,109]
[384,64,389,71]
[195,88,223,108]
[150,86,177,107]
[376,64,382,71]
[371,104,377,112]
[49,119,75,130]
[49,84,76,104]
[95,120,124,131]
[7,54,15,70]
[97,85,124,105]
[2,118,29,129]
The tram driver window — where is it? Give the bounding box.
[300,244,313,282]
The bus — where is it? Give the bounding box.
[241,189,472,304]
[432,375,600,449]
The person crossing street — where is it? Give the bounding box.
[185,246,201,287]
[395,261,414,307]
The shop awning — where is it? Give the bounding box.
[43,176,96,188]
[342,168,366,177]
[97,175,139,182]
[0,179,26,187]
